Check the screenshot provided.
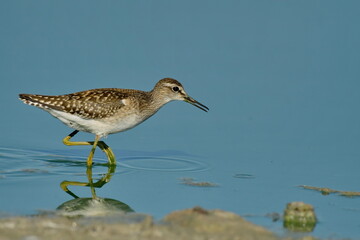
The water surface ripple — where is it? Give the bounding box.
[0,147,209,178]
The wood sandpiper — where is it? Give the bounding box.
[19,78,209,166]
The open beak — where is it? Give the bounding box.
[184,96,209,112]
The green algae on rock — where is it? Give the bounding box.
[283,202,317,232]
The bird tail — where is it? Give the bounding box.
[19,93,49,109]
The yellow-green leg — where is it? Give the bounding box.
[86,135,100,166]
[62,130,116,165]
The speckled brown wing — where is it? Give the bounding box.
[19,88,132,119]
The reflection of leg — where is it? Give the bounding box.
[60,169,96,199]
[60,181,87,199]
[60,163,116,198]
[86,166,97,199]
[62,130,116,165]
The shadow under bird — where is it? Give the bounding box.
[19,78,209,166]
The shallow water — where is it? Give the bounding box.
[0,145,359,239]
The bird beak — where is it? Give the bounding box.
[184,96,209,112]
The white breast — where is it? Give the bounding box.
[47,109,144,137]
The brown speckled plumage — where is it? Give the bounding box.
[20,88,151,119]
[19,78,208,137]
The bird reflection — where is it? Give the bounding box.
[57,164,133,216]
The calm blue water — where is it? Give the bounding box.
[1,1,360,239]
[0,143,359,239]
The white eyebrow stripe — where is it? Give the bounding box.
[163,83,174,87]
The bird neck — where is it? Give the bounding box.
[148,89,173,110]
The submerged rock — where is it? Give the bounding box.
[56,197,134,217]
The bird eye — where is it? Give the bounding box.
[172,86,179,92]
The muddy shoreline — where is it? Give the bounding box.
[0,207,317,240]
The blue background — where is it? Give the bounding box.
[1,1,359,154]
[1,1,360,238]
